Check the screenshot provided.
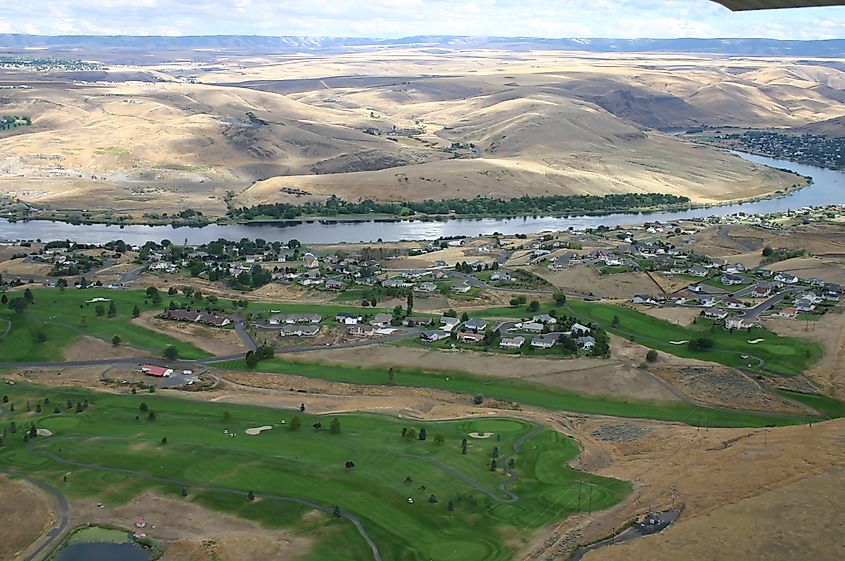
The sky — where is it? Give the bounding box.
[0,0,843,40]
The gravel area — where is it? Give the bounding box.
[591,423,653,442]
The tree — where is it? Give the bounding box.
[66,399,72,409]
[762,246,774,257]
[112,334,122,346]
[387,367,395,384]
[0,294,6,305]
[163,345,179,360]
[447,500,455,512]
[95,304,105,317]
[509,295,526,307]
[181,487,188,497]
[330,417,341,434]
[611,315,620,327]
[161,436,168,445]
[10,421,16,433]
[428,494,438,503]
[646,349,658,363]
[472,394,484,405]
[245,351,260,368]
[146,286,159,299]
[553,291,567,305]
[290,416,302,430]
[148,411,156,422]
[333,505,341,517]
[8,297,28,315]
[107,301,117,318]
[23,288,34,303]
[35,329,47,343]
[418,428,427,441]
[527,300,540,313]
[404,428,417,441]
[406,292,414,315]
[132,305,140,318]
[490,458,498,471]
[461,438,468,455]
[460,311,470,322]
[222,410,232,423]
[247,490,255,501]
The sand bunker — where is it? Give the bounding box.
[86,297,111,303]
[468,432,495,439]
[245,425,273,436]
[747,338,765,344]
[36,428,53,437]
[669,340,689,345]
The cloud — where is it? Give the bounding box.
[0,0,843,39]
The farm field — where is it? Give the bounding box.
[215,358,822,427]
[0,383,630,561]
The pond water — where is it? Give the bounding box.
[55,541,150,561]
[1,152,842,245]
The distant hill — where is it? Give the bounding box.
[789,115,845,136]
[2,34,845,58]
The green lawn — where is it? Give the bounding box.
[0,288,211,361]
[215,358,817,428]
[0,383,630,561]
[563,300,822,376]
[777,390,845,419]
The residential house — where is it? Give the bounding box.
[499,336,525,350]
[420,330,450,342]
[688,283,704,293]
[725,316,754,330]
[688,265,708,278]
[774,272,799,284]
[725,263,745,274]
[302,252,319,268]
[403,316,433,327]
[348,324,375,337]
[752,285,772,298]
[371,313,393,328]
[383,278,413,289]
[721,273,744,286]
[704,308,728,320]
[461,319,489,333]
[336,313,363,325]
[325,277,344,290]
[697,296,716,307]
[490,272,512,282]
[452,283,472,294]
[531,334,558,349]
[519,322,544,333]
[577,336,596,350]
[795,298,816,312]
[632,295,658,305]
[440,316,460,331]
[280,324,320,337]
[415,282,438,293]
[141,365,173,377]
[725,297,745,309]
[773,307,797,318]
[268,312,321,325]
[569,322,591,335]
[457,332,485,344]
[532,314,557,325]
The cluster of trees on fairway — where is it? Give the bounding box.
[687,337,714,352]
[1,395,89,446]
[245,344,275,368]
[4,287,34,316]
[228,193,691,220]
[761,246,806,265]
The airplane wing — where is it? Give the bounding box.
[713,0,844,10]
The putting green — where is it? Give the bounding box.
[464,418,525,433]
[41,416,79,431]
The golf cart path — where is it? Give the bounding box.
[400,424,544,504]
[0,468,70,561]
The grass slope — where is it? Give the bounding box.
[215,359,816,428]
[0,383,629,561]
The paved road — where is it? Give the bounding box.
[569,508,682,561]
[29,445,383,561]
[234,321,257,352]
[0,469,70,561]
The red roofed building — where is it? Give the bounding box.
[141,365,173,377]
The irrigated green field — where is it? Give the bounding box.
[0,288,210,361]
[0,383,630,561]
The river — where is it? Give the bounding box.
[1,153,842,244]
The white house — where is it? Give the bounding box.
[303,252,319,268]
[500,336,525,350]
